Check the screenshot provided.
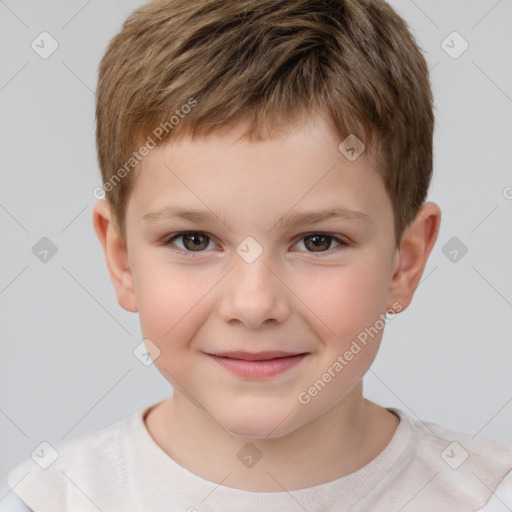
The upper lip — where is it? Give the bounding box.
[208,351,307,361]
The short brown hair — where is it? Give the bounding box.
[95,0,434,247]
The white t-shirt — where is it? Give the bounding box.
[3,402,512,512]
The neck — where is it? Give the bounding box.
[144,383,400,492]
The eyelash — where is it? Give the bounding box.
[160,231,350,258]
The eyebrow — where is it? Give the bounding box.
[142,206,373,229]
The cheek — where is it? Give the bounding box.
[133,255,212,351]
[290,257,389,342]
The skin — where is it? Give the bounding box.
[93,111,441,492]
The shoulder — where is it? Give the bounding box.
[6,409,144,512]
[0,487,33,512]
[389,408,512,510]
[474,469,512,511]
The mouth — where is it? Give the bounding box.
[209,350,307,361]
[205,351,309,378]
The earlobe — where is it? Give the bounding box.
[387,202,441,311]
[92,200,138,313]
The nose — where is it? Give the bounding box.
[218,255,292,329]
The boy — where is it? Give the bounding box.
[4,0,512,510]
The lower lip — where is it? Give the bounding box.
[207,354,307,378]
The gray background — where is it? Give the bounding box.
[1,0,511,498]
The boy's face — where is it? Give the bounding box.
[95,112,439,438]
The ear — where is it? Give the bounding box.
[386,202,441,312]
[92,200,138,313]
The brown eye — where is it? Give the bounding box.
[165,232,214,253]
[180,232,210,251]
[303,234,332,252]
[183,233,209,251]
[293,233,348,256]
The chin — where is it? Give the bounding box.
[217,407,300,439]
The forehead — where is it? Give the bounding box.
[126,113,390,232]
